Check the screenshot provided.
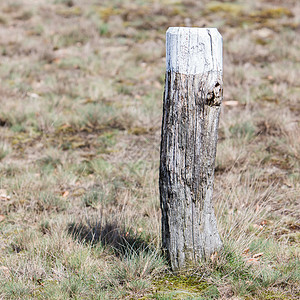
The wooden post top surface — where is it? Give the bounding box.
[166,27,222,75]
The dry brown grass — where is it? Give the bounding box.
[0,0,299,299]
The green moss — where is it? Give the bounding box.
[206,1,244,16]
[250,7,293,19]
[55,6,82,18]
[95,6,121,22]
[261,290,295,300]
[151,275,217,299]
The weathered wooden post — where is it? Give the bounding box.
[159,27,223,271]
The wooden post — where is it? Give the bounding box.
[159,27,223,271]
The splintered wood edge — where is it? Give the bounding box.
[166,27,223,75]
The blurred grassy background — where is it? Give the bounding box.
[0,0,299,299]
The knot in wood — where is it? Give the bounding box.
[206,82,223,107]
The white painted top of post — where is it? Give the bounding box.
[166,27,222,75]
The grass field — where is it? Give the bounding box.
[0,0,299,299]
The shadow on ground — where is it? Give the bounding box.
[67,219,150,256]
